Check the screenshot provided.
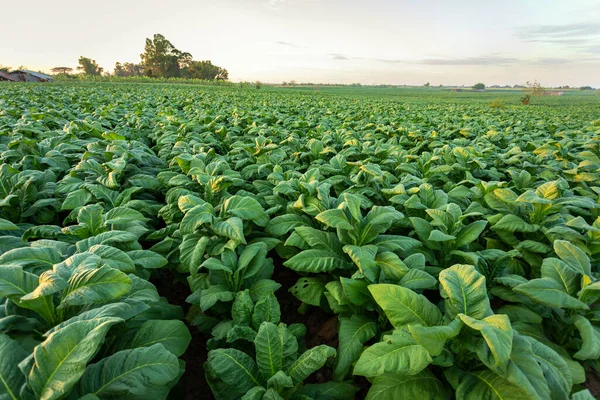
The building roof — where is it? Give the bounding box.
[0,71,18,81]
[12,70,53,80]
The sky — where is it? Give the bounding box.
[1,0,600,86]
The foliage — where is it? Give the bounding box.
[472,83,485,90]
[139,33,228,80]
[0,82,599,399]
[50,67,73,75]
[77,57,103,76]
[113,62,143,77]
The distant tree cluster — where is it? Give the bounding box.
[114,62,143,77]
[137,34,228,80]
[48,34,228,81]
[77,57,104,75]
[472,83,485,90]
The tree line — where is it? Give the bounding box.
[51,34,228,81]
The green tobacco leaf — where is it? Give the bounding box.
[255,322,283,380]
[553,240,591,276]
[27,317,122,400]
[77,344,179,398]
[399,269,437,290]
[439,264,492,319]
[103,206,147,225]
[180,203,214,235]
[61,188,92,210]
[284,249,352,273]
[126,250,168,270]
[223,195,269,226]
[333,315,378,381]
[88,244,135,273]
[266,370,293,391]
[408,318,462,356]
[0,333,29,400]
[354,333,431,377]
[199,285,235,311]
[120,320,191,357]
[213,217,246,244]
[341,277,377,310]
[206,348,261,397]
[427,230,456,242]
[573,315,600,360]
[179,234,210,273]
[506,335,550,400]
[456,370,532,400]
[365,371,448,400]
[252,293,280,330]
[540,258,580,295]
[492,214,538,233]
[369,284,442,328]
[343,245,379,282]
[0,247,62,274]
[287,345,336,384]
[514,278,589,310]
[21,269,68,300]
[455,220,487,247]
[357,206,403,245]
[0,218,19,231]
[60,265,132,308]
[458,314,513,371]
[295,226,343,254]
[572,390,596,400]
[265,214,311,236]
[315,209,354,230]
[0,265,39,298]
[294,381,358,399]
[249,279,281,302]
[375,252,409,281]
[290,277,326,306]
[232,290,254,326]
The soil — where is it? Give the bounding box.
[584,367,600,398]
[151,271,213,400]
[152,260,364,400]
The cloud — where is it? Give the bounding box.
[276,41,306,48]
[263,0,287,9]
[517,22,600,40]
[329,53,349,60]
[328,51,597,67]
[419,56,519,66]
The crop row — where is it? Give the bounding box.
[0,84,599,399]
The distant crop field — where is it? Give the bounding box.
[0,82,599,400]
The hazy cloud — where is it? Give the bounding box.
[276,41,305,48]
[517,21,600,55]
[419,56,519,66]
[517,22,600,40]
[263,0,286,9]
[328,51,593,67]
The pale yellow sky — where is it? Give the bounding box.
[1,0,599,86]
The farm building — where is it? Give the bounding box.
[10,70,53,82]
[0,71,18,81]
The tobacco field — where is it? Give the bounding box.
[0,83,600,399]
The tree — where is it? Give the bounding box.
[114,62,143,77]
[424,82,430,87]
[77,57,103,75]
[140,34,191,78]
[525,80,544,96]
[472,83,485,90]
[51,67,73,75]
[580,86,593,91]
[185,60,228,80]
[0,65,11,72]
